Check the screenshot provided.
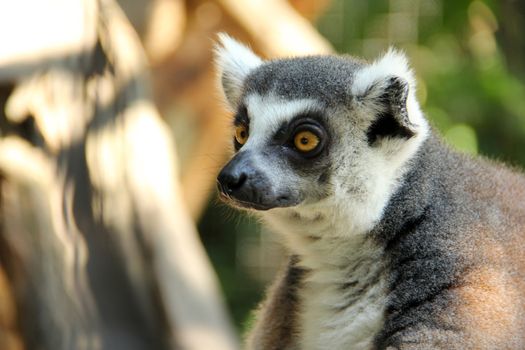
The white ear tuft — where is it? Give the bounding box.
[351,48,428,144]
[214,33,263,110]
[352,48,416,97]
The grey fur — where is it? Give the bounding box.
[244,55,364,109]
[374,133,525,349]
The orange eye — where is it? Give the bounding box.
[294,130,320,152]
[235,124,249,145]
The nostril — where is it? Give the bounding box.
[227,172,247,192]
[218,170,248,195]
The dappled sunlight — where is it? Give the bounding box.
[6,69,93,152]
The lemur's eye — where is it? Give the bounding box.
[294,130,320,152]
[235,124,249,145]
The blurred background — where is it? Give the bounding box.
[0,0,524,349]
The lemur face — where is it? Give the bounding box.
[215,34,428,215]
[217,94,332,210]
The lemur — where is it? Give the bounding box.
[214,34,525,350]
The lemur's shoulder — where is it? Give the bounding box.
[375,134,525,349]
[246,257,304,350]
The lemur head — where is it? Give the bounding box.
[215,34,429,232]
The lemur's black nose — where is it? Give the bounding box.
[217,151,254,198]
[217,170,247,195]
[217,150,273,208]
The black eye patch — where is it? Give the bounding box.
[273,112,328,140]
[290,123,325,157]
[273,113,329,151]
[232,105,250,151]
[233,105,249,126]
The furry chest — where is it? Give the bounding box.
[297,254,387,350]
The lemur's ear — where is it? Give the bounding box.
[215,33,263,110]
[352,48,421,145]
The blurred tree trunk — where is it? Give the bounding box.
[0,0,238,349]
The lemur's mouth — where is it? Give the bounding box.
[219,194,273,210]
[217,190,298,211]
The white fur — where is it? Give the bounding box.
[300,244,386,350]
[352,48,415,97]
[243,94,321,148]
[214,33,262,109]
[265,205,387,350]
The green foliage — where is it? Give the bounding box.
[198,200,264,331]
